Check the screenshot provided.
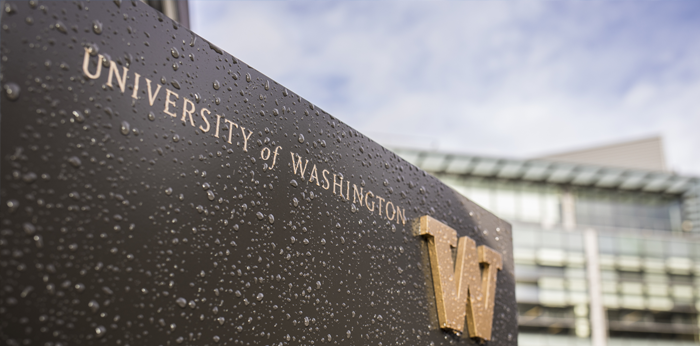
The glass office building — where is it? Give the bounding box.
[394,138,700,346]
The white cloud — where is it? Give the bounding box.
[191,1,700,175]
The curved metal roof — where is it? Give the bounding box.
[393,148,699,195]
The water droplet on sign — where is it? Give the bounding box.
[89,300,100,312]
[68,156,82,167]
[23,222,36,235]
[246,73,251,82]
[176,297,187,308]
[207,190,215,201]
[165,187,173,196]
[95,326,106,338]
[92,20,103,34]
[171,47,180,58]
[120,121,130,135]
[148,111,155,121]
[256,212,264,220]
[213,80,220,90]
[55,21,68,34]
[256,293,264,301]
[290,180,298,188]
[298,134,304,143]
[4,83,20,101]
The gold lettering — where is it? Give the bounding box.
[309,165,320,186]
[214,114,222,138]
[241,127,253,152]
[106,60,129,93]
[333,174,343,198]
[146,78,161,106]
[163,89,179,117]
[345,181,350,200]
[365,191,375,211]
[225,119,238,144]
[352,185,364,206]
[261,147,271,160]
[417,215,502,340]
[199,108,211,132]
[131,73,140,99]
[385,201,395,221]
[82,48,102,79]
[376,196,385,216]
[396,206,406,225]
[181,98,196,126]
[270,146,282,170]
[291,153,309,179]
[322,169,330,190]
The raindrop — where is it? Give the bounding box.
[291,236,296,244]
[268,214,275,224]
[3,83,20,101]
[213,80,221,90]
[316,281,322,289]
[88,300,100,312]
[173,134,180,143]
[320,238,326,245]
[171,47,180,58]
[176,297,187,308]
[298,134,304,143]
[256,293,264,301]
[7,200,19,212]
[68,156,82,168]
[256,212,264,220]
[283,89,289,97]
[265,80,270,91]
[207,190,215,201]
[273,109,279,116]
[22,172,37,184]
[55,21,68,34]
[165,187,173,196]
[290,180,298,188]
[23,223,36,235]
[95,326,106,338]
[92,20,103,34]
[217,317,225,325]
[120,121,130,135]
[188,300,196,309]
[72,110,85,123]
[246,73,251,82]
[171,79,181,90]
[292,198,299,207]
[377,315,384,321]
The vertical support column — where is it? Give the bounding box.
[584,228,607,346]
[561,189,576,230]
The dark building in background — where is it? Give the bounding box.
[144,0,190,29]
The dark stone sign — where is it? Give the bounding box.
[0,1,517,345]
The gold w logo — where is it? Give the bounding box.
[417,216,502,340]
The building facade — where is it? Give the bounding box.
[394,137,700,346]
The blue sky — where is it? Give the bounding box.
[190,1,700,175]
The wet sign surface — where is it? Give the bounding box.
[0,1,517,345]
